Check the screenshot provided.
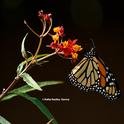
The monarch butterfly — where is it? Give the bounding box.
[68,41,120,100]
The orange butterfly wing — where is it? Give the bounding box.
[97,59,106,87]
[68,52,120,100]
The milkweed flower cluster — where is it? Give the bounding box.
[24,10,83,62]
[49,26,82,62]
[37,10,82,62]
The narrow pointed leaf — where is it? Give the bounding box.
[20,73,42,91]
[1,81,63,101]
[0,115,11,124]
[16,61,25,74]
[18,93,58,124]
[21,33,28,59]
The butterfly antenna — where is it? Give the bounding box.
[90,38,95,51]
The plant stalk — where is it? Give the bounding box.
[0,76,20,101]
[34,37,43,57]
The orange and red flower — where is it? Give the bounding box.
[47,25,82,62]
[53,26,64,37]
[49,39,82,62]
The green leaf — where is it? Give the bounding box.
[21,33,28,59]
[20,73,42,91]
[1,81,63,101]
[19,93,58,124]
[0,115,11,124]
[16,61,25,74]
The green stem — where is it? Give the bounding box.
[34,37,43,57]
[40,19,46,36]
[0,76,20,101]
[24,20,40,38]
[37,51,57,62]
[43,19,53,37]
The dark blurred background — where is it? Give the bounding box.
[0,0,124,124]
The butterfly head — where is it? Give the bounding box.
[84,39,96,57]
[84,47,96,57]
